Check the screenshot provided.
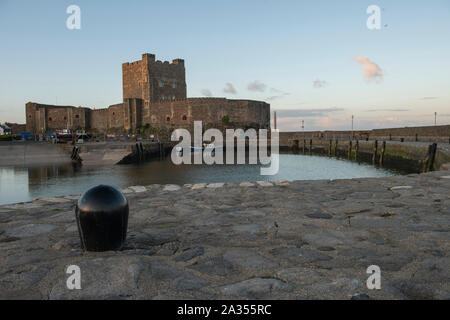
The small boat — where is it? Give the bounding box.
[190,143,220,152]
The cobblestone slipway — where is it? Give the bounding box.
[0,172,449,299]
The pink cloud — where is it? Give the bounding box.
[354,55,383,83]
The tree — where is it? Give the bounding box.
[221,115,230,125]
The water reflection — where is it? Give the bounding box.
[0,154,398,205]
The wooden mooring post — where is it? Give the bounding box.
[379,141,386,166]
[334,139,338,157]
[355,140,359,161]
[328,139,332,157]
[303,139,306,154]
[372,140,378,165]
[423,143,438,172]
[347,140,352,160]
[309,139,312,155]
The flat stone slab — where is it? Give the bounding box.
[239,182,255,187]
[5,224,58,238]
[129,186,147,193]
[390,186,413,190]
[256,181,273,187]
[121,188,134,194]
[163,184,181,191]
[207,183,224,188]
[39,197,71,203]
[1,171,449,300]
[64,195,81,201]
[191,183,207,190]
[3,202,43,210]
[274,180,290,186]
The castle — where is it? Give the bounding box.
[26,53,270,138]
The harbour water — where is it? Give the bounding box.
[0,154,398,205]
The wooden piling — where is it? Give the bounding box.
[303,139,306,154]
[379,141,386,166]
[347,140,352,160]
[355,140,359,162]
[334,140,338,157]
[423,143,438,172]
[309,139,312,155]
[328,139,332,157]
[372,140,378,165]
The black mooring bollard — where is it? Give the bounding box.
[75,185,129,252]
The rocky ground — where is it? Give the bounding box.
[0,171,449,300]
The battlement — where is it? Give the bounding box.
[122,54,184,68]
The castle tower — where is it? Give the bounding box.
[122,53,187,109]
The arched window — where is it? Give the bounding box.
[166,117,171,122]
[182,115,187,121]
[48,117,52,121]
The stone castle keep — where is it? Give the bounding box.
[26,53,270,136]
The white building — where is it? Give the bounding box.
[0,123,11,136]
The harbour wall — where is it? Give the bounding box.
[279,137,450,173]
[0,142,73,167]
[279,125,450,143]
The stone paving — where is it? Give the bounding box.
[0,171,449,300]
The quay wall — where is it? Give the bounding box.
[0,142,72,166]
[279,125,450,145]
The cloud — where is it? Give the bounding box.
[201,89,212,97]
[266,94,290,101]
[266,89,290,101]
[223,83,237,94]
[365,108,409,112]
[313,79,329,88]
[420,97,438,100]
[274,107,344,118]
[247,80,267,92]
[354,55,383,83]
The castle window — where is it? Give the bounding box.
[172,83,177,89]
[113,112,115,116]
[182,115,187,121]
[75,115,79,119]
[172,96,176,100]
[166,117,170,122]
[159,80,163,87]
[64,117,67,120]
[48,117,52,121]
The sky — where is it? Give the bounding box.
[0,0,449,131]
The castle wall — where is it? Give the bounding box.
[145,98,270,131]
[89,109,109,132]
[122,54,186,108]
[107,103,125,129]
